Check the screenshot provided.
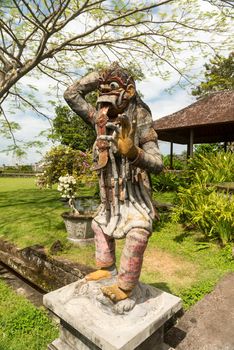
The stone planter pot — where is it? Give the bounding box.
[61,212,94,246]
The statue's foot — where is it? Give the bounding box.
[101,284,131,302]
[113,297,137,314]
[85,270,112,282]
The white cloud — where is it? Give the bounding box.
[0,112,53,165]
[138,73,180,102]
[148,89,195,120]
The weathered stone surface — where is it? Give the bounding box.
[0,239,94,291]
[61,212,94,243]
[44,277,182,350]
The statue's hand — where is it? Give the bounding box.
[116,114,138,160]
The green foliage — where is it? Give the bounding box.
[192,52,234,97]
[172,151,234,244]
[36,145,97,189]
[0,120,21,139]
[51,105,96,151]
[181,280,214,309]
[188,151,234,184]
[151,170,187,192]
[163,153,187,170]
[151,153,187,192]
[194,143,223,156]
[173,184,234,244]
[0,280,58,350]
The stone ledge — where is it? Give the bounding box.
[0,239,94,291]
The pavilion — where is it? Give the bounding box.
[153,90,234,167]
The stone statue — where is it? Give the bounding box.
[64,63,163,311]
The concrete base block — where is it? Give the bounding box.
[44,278,181,350]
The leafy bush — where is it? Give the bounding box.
[172,151,234,244]
[172,183,234,244]
[188,151,234,184]
[193,143,222,157]
[151,170,187,192]
[162,153,187,170]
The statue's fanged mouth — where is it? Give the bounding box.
[97,92,127,119]
[97,94,118,109]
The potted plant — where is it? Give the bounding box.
[36,145,99,245]
[58,175,95,245]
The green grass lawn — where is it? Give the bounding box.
[0,177,233,311]
[0,178,66,247]
[0,279,58,350]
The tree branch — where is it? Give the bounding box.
[37,63,68,86]
[20,0,49,33]
[39,61,73,83]
[0,105,18,146]
[12,0,46,33]
[44,0,174,56]
[9,91,52,124]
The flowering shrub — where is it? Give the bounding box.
[36,145,97,189]
[58,175,79,214]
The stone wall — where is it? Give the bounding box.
[0,239,94,291]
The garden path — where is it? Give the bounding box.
[165,273,234,350]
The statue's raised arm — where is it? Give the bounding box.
[64,71,99,127]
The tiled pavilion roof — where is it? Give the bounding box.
[153,90,234,144]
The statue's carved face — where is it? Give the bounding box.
[97,64,136,118]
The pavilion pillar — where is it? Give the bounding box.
[170,142,173,169]
[187,128,194,158]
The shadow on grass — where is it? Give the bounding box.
[174,228,212,251]
[173,231,190,243]
[148,281,172,294]
[0,189,59,208]
[54,221,66,230]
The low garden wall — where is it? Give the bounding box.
[0,239,94,291]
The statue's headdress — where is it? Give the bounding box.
[99,62,135,89]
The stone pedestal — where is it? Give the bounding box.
[44,278,182,350]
